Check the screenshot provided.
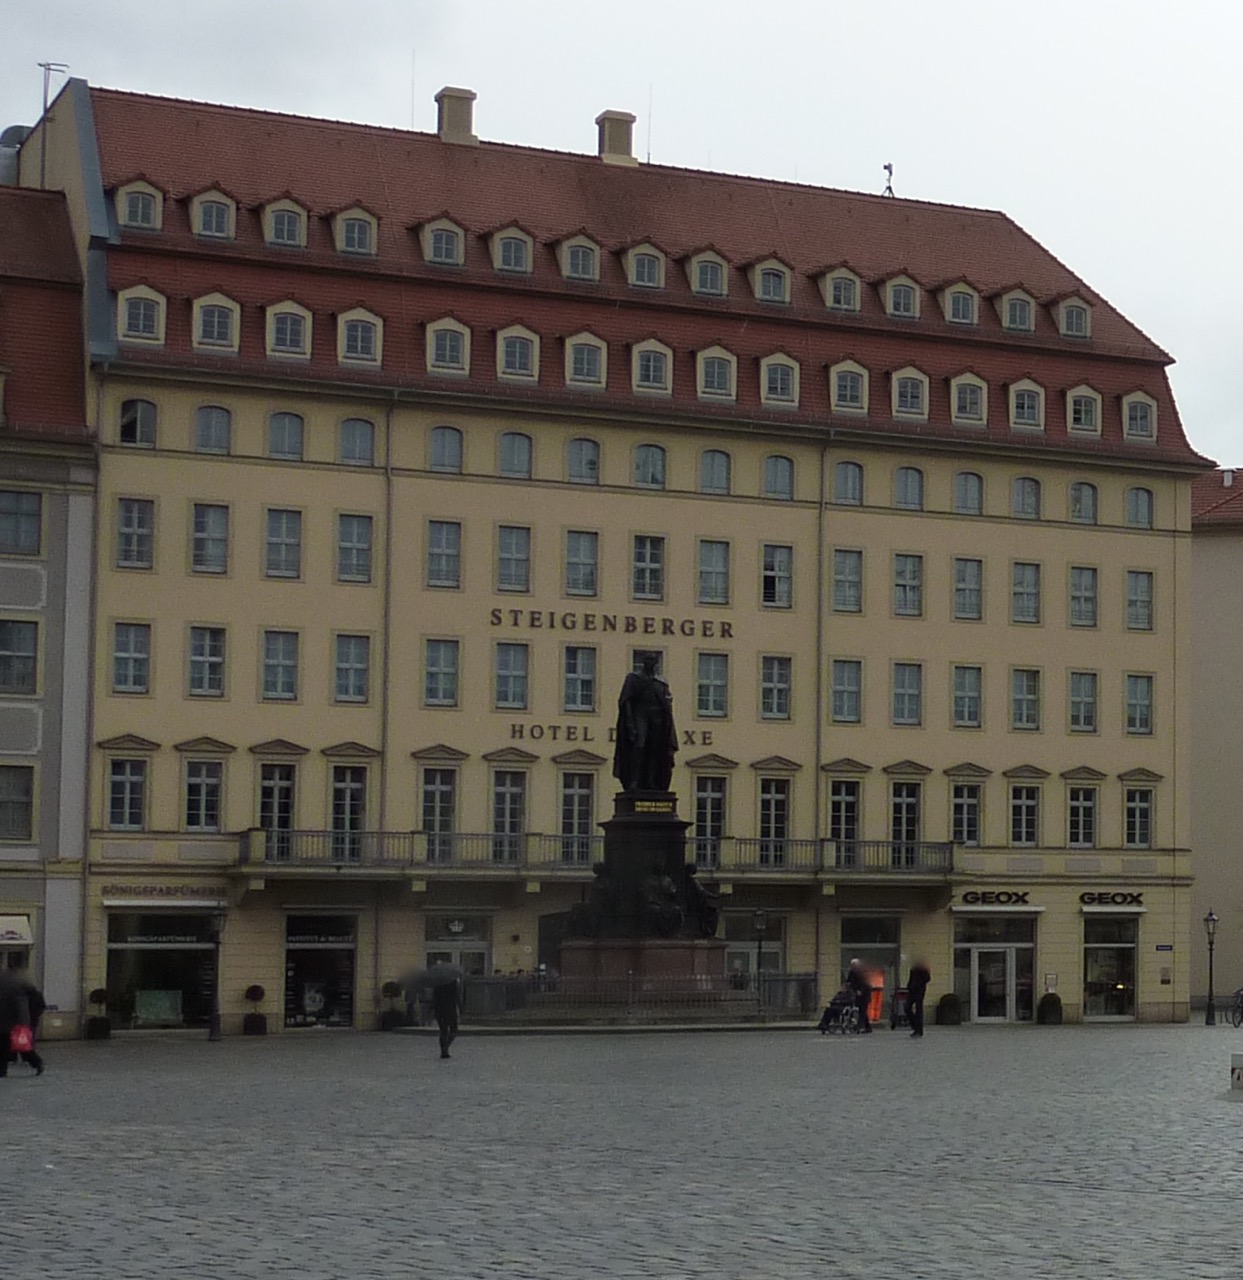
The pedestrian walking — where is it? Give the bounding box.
[404,962,465,1059]
[846,958,873,1034]
[907,960,931,1038]
[0,966,31,1079]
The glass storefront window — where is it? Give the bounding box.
[953,915,1036,1023]
[1083,916,1137,1019]
[284,914,355,1028]
[105,912,216,1028]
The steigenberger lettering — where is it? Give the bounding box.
[490,609,734,639]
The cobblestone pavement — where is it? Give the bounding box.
[2,1024,1242,1279]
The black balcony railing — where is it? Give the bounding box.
[242,829,953,876]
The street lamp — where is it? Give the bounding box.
[1204,909,1218,1028]
[208,909,227,1042]
[752,909,768,1010]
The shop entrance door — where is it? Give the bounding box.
[973,949,1013,1021]
[425,946,488,976]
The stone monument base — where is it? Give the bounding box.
[560,937,728,987]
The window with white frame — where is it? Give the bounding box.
[634,345,670,392]
[1004,294,1033,331]
[337,514,373,583]
[1069,482,1097,524]
[1069,566,1098,627]
[759,779,791,864]
[431,425,463,473]
[494,642,529,709]
[188,626,225,697]
[331,766,367,860]
[954,381,984,423]
[760,656,791,719]
[830,779,861,858]
[424,639,459,706]
[1069,391,1100,432]
[827,273,859,311]
[698,540,730,605]
[108,759,147,830]
[563,645,597,712]
[113,623,150,693]
[117,498,154,569]
[499,432,532,479]
[700,449,731,495]
[952,783,981,845]
[763,359,797,404]
[428,224,462,265]
[120,398,156,447]
[633,535,665,600]
[894,467,924,510]
[1011,384,1044,429]
[1126,570,1154,631]
[1069,671,1097,732]
[1010,785,1039,846]
[696,652,729,717]
[833,461,863,505]
[497,525,531,592]
[122,294,160,341]
[1012,562,1040,623]
[694,257,726,295]
[1062,302,1090,337]
[833,367,866,413]
[262,630,298,700]
[762,544,792,608]
[564,241,598,281]
[763,455,794,500]
[0,490,42,555]
[953,558,983,620]
[1012,476,1041,519]
[497,235,530,273]
[500,331,536,379]
[694,776,727,867]
[1126,487,1154,529]
[268,412,303,460]
[0,620,37,696]
[341,216,374,255]
[831,660,861,723]
[196,198,231,238]
[634,444,666,488]
[568,339,604,386]
[700,353,734,399]
[560,773,596,862]
[269,207,304,246]
[953,665,982,728]
[567,438,599,484]
[1068,787,1097,848]
[893,553,923,616]
[1125,788,1153,848]
[192,504,229,574]
[342,318,378,363]
[427,520,461,588]
[259,763,296,860]
[891,783,922,861]
[1011,668,1040,729]
[630,250,663,288]
[1124,396,1157,440]
[832,549,863,613]
[122,187,158,229]
[271,309,308,355]
[429,324,468,373]
[335,634,370,702]
[887,281,918,318]
[265,508,302,578]
[892,662,922,725]
[1126,674,1153,734]
[894,374,926,417]
[954,471,983,515]
[492,771,527,861]
[340,418,374,466]
[757,266,789,303]
[198,304,234,348]
[948,289,976,323]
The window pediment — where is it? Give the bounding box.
[821,757,872,774]
[411,743,469,761]
[321,741,381,758]
[751,755,801,773]
[482,747,539,764]
[1003,764,1051,779]
[98,733,161,751]
[943,762,992,778]
[686,753,740,770]
[249,738,309,756]
[1060,765,1107,781]
[550,749,608,766]
[882,759,932,776]
[174,736,236,754]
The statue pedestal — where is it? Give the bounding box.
[560,936,728,984]
[599,791,689,935]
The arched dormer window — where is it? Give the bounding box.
[830,360,868,414]
[191,190,235,239]
[821,268,861,312]
[559,236,599,282]
[333,207,378,256]
[117,286,166,345]
[265,301,312,359]
[688,251,728,297]
[116,180,163,230]
[565,332,607,388]
[421,218,465,266]
[632,340,672,394]
[760,353,799,407]
[697,346,737,401]
[338,308,382,365]
[891,367,929,420]
[1008,378,1045,431]
[626,244,665,288]
[1122,392,1158,442]
[491,227,534,274]
[192,293,241,353]
[426,318,470,375]
[949,373,987,425]
[496,325,539,381]
[264,199,307,247]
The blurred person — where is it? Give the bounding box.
[846,958,872,1034]
[906,959,931,1038]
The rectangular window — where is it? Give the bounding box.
[335,634,370,702]
[563,646,596,712]
[1010,785,1039,846]
[1069,566,1097,627]
[192,504,229,574]
[698,540,730,605]
[265,509,302,578]
[693,776,726,867]
[492,770,527,862]
[697,652,729,717]
[498,525,531,592]
[0,621,37,695]
[261,631,298,701]
[259,764,295,861]
[427,520,461,588]
[953,557,983,620]
[1012,562,1040,623]
[893,662,922,725]
[759,778,790,865]
[762,544,793,608]
[108,758,147,830]
[1126,674,1153,734]
[331,766,367,862]
[1126,571,1154,631]
[952,665,982,728]
[1069,671,1098,732]
[0,765,34,841]
[637,349,667,388]
[425,639,459,707]
[1012,669,1041,730]
[338,514,373,583]
[831,659,862,723]
[188,626,225,697]
[113,623,151,694]
[570,343,601,384]
[835,370,863,409]
[632,535,665,601]
[184,761,223,832]
[833,549,863,613]
[267,413,304,459]
[1068,787,1097,848]
[565,530,598,597]
[0,490,42,555]
[432,328,465,370]
[1125,788,1153,849]
[272,312,305,352]
[559,773,595,863]
[117,499,154,569]
[495,642,529,710]
[893,553,923,617]
[760,656,791,720]
[951,783,980,846]
[891,782,921,866]
[422,768,456,862]
[829,780,860,862]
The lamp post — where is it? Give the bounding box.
[753,909,768,1011]
[1204,909,1218,1027]
[208,909,226,1042]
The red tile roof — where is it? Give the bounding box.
[1192,470,1243,525]
[0,187,81,285]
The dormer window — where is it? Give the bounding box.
[1061,302,1090,337]
[433,228,459,262]
[1123,393,1157,441]
[695,258,726,296]
[885,277,920,319]
[824,272,860,312]
[946,287,977,324]
[1067,385,1102,434]
[427,318,470,375]
[566,334,607,387]
[633,340,672,393]
[1000,291,1035,331]
[632,251,663,288]
[191,190,235,239]
[1009,379,1045,431]
[423,220,465,266]
[339,309,382,365]
[117,181,163,230]
[830,361,869,414]
[892,367,929,419]
[492,229,534,274]
[950,373,987,425]
[265,301,312,359]
[265,202,307,248]
[117,286,166,345]
[757,265,789,303]
[561,238,599,281]
[760,354,799,407]
[192,293,241,353]
[340,215,376,255]
[697,348,736,401]
[497,326,540,381]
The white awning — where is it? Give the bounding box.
[0,915,33,945]
[102,899,227,910]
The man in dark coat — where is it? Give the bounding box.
[907,960,932,1038]
[0,967,31,1078]
[433,977,462,1060]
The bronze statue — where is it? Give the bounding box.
[612,655,677,792]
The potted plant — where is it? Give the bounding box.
[85,987,111,1040]
[379,980,407,1031]
[1036,991,1063,1025]
[242,984,267,1036]
[935,992,962,1026]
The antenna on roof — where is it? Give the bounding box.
[882,163,895,198]
[36,61,69,190]
[410,50,416,130]
[646,83,653,163]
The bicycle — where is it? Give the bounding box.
[1230,987,1243,1029]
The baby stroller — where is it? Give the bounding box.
[817,985,861,1035]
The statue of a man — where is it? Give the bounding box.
[612,654,677,792]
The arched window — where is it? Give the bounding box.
[763,455,794,500]
[268,412,304,460]
[701,356,733,398]
[198,305,233,347]
[1126,487,1154,529]
[954,472,983,515]
[895,376,925,416]
[119,398,157,447]
[833,461,863,505]
[340,419,374,466]
[1069,482,1097,524]
[501,333,535,377]
[894,467,924,511]
[567,438,599,484]
[499,432,532,479]
[634,444,666,489]
[194,406,231,454]
[431,426,463,473]
[700,450,731,495]
[1012,476,1041,519]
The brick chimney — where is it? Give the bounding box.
[596,110,638,166]
[435,87,478,147]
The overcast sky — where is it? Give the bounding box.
[5,1,1239,465]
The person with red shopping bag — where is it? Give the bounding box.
[13,967,46,1075]
[0,965,31,1079]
